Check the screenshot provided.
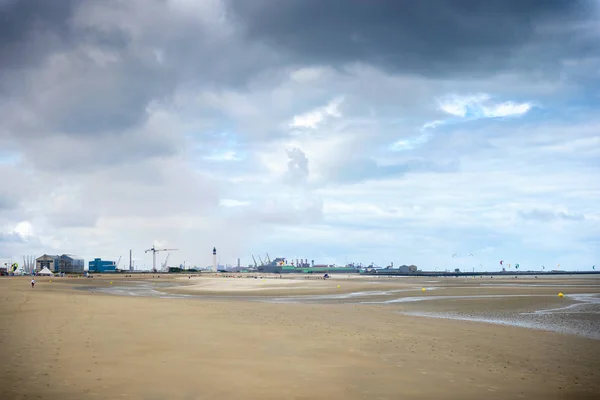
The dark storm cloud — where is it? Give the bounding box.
[19,131,183,173]
[227,0,599,76]
[0,0,79,70]
[0,4,176,135]
[1,0,596,174]
[0,0,280,139]
[2,0,595,144]
[0,0,149,134]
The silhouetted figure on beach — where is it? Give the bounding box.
[31,278,35,288]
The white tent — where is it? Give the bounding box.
[38,267,54,276]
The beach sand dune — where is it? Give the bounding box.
[1,276,599,399]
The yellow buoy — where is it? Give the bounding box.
[558,292,564,297]
[110,281,113,285]
[422,288,426,292]
[337,285,340,288]
[49,280,52,283]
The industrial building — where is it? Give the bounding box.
[36,254,60,273]
[397,265,418,273]
[256,257,359,274]
[58,255,85,273]
[36,254,85,274]
[361,264,420,275]
[88,258,116,273]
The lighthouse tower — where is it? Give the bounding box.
[212,247,217,272]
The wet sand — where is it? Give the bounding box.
[1,275,599,399]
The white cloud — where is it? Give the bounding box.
[389,94,534,152]
[13,221,34,237]
[389,132,432,151]
[203,150,242,162]
[220,199,250,207]
[483,101,532,118]
[439,93,490,117]
[421,120,445,130]
[438,93,532,119]
[390,119,446,151]
[289,97,344,129]
[289,67,333,83]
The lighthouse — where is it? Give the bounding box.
[212,247,217,272]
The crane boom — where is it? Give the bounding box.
[145,245,179,272]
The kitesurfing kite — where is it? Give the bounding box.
[500,260,503,265]
[515,263,520,269]
[452,254,457,258]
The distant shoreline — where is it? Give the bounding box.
[361,270,600,277]
[15,270,597,277]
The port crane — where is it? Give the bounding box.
[145,245,178,272]
[161,253,171,272]
[115,256,122,271]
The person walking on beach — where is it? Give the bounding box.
[31,278,35,288]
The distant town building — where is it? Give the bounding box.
[398,265,418,273]
[88,258,117,273]
[36,254,84,273]
[58,255,85,273]
[36,254,60,273]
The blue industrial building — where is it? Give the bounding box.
[88,258,116,273]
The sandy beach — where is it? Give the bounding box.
[1,274,599,399]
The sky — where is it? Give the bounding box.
[1,0,599,271]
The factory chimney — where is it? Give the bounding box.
[129,249,133,271]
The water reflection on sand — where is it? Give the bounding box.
[80,280,600,340]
